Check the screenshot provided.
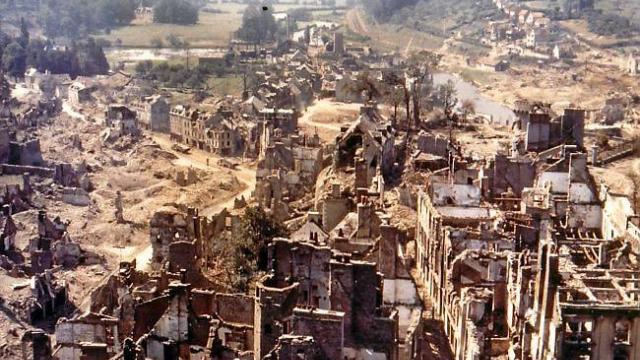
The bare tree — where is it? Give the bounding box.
[347,71,381,102]
[407,51,440,128]
[384,85,405,126]
[460,99,475,123]
[384,70,411,128]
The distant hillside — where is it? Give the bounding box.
[360,0,419,22]
[523,0,639,38]
[361,0,502,38]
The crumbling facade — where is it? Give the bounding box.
[334,103,397,185]
[134,95,170,133]
[414,100,640,360]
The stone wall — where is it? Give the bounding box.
[291,308,344,359]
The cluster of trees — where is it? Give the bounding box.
[150,34,191,49]
[0,20,109,78]
[236,4,279,44]
[361,0,418,22]
[39,0,137,38]
[153,0,199,25]
[347,51,449,129]
[212,206,288,291]
[345,51,475,129]
[585,11,636,37]
[134,60,228,88]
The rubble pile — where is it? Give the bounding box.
[5,10,640,360]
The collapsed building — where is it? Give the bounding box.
[513,101,585,153]
[169,105,254,156]
[104,104,141,140]
[414,100,640,360]
[254,124,323,221]
[333,103,397,186]
[51,164,425,360]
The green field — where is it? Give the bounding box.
[99,2,332,49]
[207,76,244,97]
[99,9,242,48]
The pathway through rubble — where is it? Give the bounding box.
[75,132,256,313]
[62,100,86,121]
[298,98,363,141]
[130,133,256,269]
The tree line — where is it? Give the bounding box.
[39,0,138,39]
[0,19,109,79]
[360,0,419,22]
[153,0,199,25]
[35,0,199,39]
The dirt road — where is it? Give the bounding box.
[135,133,256,263]
[75,132,256,312]
[346,7,369,34]
[298,99,363,141]
[62,100,86,121]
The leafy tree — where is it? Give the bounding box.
[230,206,288,291]
[236,3,278,45]
[153,0,199,25]
[25,39,48,71]
[437,79,458,124]
[150,37,164,49]
[2,42,26,78]
[97,0,137,27]
[347,71,380,102]
[17,17,29,48]
[73,38,110,76]
[0,30,12,61]
[135,60,154,75]
[166,34,188,49]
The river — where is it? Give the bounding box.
[104,48,516,126]
[105,47,227,62]
[433,73,516,126]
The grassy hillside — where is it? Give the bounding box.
[363,0,502,39]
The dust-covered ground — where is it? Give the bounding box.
[0,112,247,357]
[36,114,242,266]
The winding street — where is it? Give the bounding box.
[134,132,257,268]
[75,131,256,313]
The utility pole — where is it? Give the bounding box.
[443,15,447,38]
[185,46,191,71]
[286,14,290,40]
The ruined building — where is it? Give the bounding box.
[105,104,140,138]
[169,105,247,156]
[134,95,170,133]
[414,101,640,359]
[334,103,397,185]
[254,237,416,359]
